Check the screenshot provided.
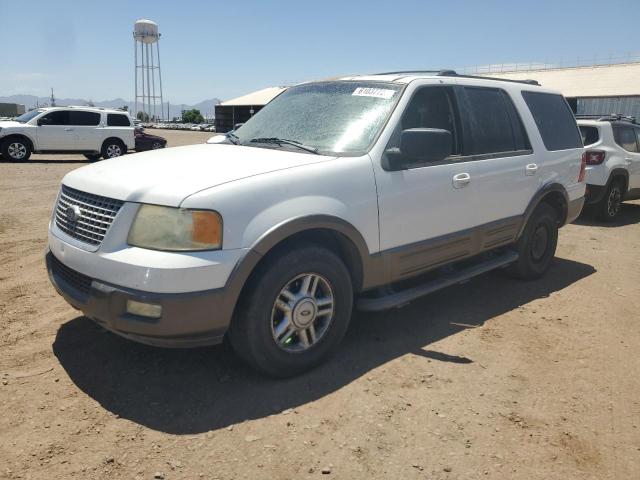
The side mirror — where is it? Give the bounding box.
[37,118,49,126]
[384,128,452,170]
[234,122,244,130]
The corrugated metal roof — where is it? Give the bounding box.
[219,87,287,106]
[484,63,640,97]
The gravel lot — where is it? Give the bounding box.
[1,129,639,479]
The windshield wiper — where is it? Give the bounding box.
[226,132,240,145]
[248,137,319,154]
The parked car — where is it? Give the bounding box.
[0,106,134,161]
[46,71,585,377]
[204,125,216,132]
[577,115,640,220]
[134,127,167,151]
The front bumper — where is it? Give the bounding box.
[46,251,232,347]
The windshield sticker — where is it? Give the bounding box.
[352,87,396,99]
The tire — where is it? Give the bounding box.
[509,203,559,280]
[229,245,353,377]
[1,138,31,162]
[101,139,125,159]
[83,154,101,161]
[151,141,164,150]
[595,179,624,222]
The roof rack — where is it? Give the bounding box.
[576,113,637,124]
[371,69,541,86]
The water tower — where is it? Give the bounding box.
[133,19,164,121]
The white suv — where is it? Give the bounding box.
[577,115,640,221]
[0,106,135,162]
[46,72,585,376]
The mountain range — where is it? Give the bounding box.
[0,94,221,120]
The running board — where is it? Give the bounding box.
[357,250,518,312]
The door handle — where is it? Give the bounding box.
[452,172,471,188]
[525,163,538,175]
[64,128,74,132]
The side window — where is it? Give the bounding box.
[398,86,460,156]
[461,87,530,155]
[39,110,69,126]
[613,126,638,153]
[521,91,582,151]
[69,111,101,126]
[107,114,131,127]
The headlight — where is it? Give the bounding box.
[128,205,222,251]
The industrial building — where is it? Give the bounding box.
[214,86,287,133]
[0,103,26,117]
[485,61,640,118]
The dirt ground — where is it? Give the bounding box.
[1,129,639,479]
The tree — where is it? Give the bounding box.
[121,105,129,112]
[182,109,204,124]
[136,111,149,122]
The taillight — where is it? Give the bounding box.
[584,150,606,165]
[578,152,587,182]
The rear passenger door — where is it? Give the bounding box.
[456,86,536,228]
[68,111,102,151]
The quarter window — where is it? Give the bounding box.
[613,126,639,152]
[462,87,530,155]
[107,114,131,127]
[521,91,582,151]
[69,111,101,126]
[579,126,600,146]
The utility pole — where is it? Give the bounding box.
[50,88,56,107]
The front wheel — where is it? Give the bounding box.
[509,203,558,280]
[2,138,31,162]
[84,153,101,162]
[151,141,164,150]
[229,245,353,377]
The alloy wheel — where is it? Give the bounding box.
[270,273,335,353]
[106,144,122,158]
[607,186,622,218]
[8,142,27,160]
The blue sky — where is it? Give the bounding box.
[1,0,639,104]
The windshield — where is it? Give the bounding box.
[14,109,44,123]
[233,81,403,155]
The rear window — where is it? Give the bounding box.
[69,111,100,126]
[579,126,600,146]
[107,114,131,127]
[613,126,639,152]
[521,92,582,151]
[462,87,530,155]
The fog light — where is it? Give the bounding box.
[126,300,162,319]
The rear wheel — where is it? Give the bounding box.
[595,180,624,222]
[509,203,558,280]
[229,245,353,377]
[2,138,31,162]
[101,139,125,159]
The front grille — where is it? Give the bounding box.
[49,254,93,295]
[54,185,123,246]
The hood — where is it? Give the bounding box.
[0,121,24,129]
[62,143,334,206]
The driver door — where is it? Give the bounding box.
[373,86,480,278]
[36,110,75,150]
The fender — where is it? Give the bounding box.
[217,215,385,326]
[0,133,36,151]
[518,182,569,238]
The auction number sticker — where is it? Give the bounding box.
[352,87,396,99]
